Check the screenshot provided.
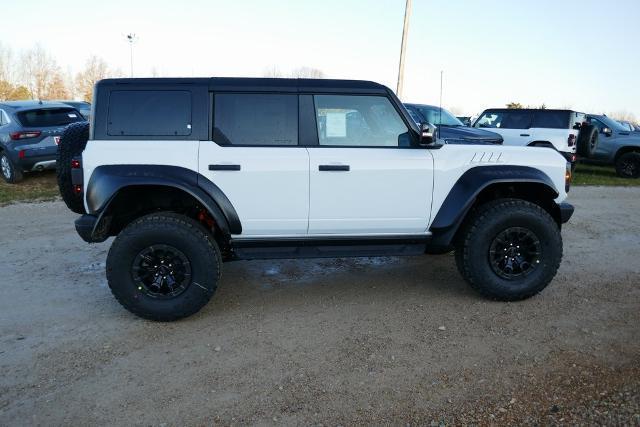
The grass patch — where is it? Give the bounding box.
[0,170,60,206]
[573,163,640,186]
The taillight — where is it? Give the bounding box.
[71,159,81,169]
[567,134,576,147]
[565,163,572,192]
[18,150,25,159]
[73,185,83,194]
[10,131,41,140]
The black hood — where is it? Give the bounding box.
[438,125,503,144]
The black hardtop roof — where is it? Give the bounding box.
[96,77,390,94]
[0,100,79,111]
[481,108,584,114]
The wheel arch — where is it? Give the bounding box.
[527,141,555,148]
[428,166,560,250]
[85,165,241,242]
[614,146,640,162]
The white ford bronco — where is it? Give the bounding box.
[56,78,574,321]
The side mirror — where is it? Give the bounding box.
[602,127,612,136]
[419,122,437,145]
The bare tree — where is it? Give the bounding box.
[43,70,71,100]
[262,65,284,78]
[290,66,325,79]
[19,44,57,99]
[75,55,113,102]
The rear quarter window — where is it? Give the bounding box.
[17,108,83,127]
[532,111,569,129]
[107,90,192,137]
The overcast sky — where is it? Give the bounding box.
[1,0,638,116]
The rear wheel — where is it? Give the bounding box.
[455,199,562,301]
[106,212,222,321]
[615,152,640,178]
[1,153,23,184]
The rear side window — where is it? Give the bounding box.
[17,108,83,127]
[213,94,298,146]
[107,90,192,136]
[532,111,569,129]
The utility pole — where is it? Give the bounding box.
[126,33,137,77]
[396,0,412,100]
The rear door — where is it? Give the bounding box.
[199,93,309,237]
[475,110,533,146]
[306,94,433,235]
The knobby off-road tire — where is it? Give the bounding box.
[57,122,89,214]
[615,152,640,178]
[455,199,562,301]
[1,152,23,183]
[106,212,222,321]
[576,124,598,158]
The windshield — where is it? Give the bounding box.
[592,115,628,132]
[415,106,463,126]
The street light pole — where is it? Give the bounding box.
[396,0,412,100]
[126,33,137,77]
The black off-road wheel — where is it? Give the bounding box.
[1,152,23,183]
[455,199,562,301]
[106,212,222,321]
[615,152,640,178]
[576,124,598,158]
[57,122,89,214]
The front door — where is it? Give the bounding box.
[306,94,434,235]
[199,93,309,237]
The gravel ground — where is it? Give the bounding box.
[0,187,639,426]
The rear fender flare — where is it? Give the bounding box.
[86,165,241,237]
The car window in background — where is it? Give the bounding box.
[415,106,463,126]
[406,108,424,125]
[17,108,84,127]
[590,116,628,132]
[314,95,409,147]
[532,111,568,129]
[214,93,298,146]
[476,111,505,128]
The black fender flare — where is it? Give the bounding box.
[428,165,559,247]
[86,165,241,236]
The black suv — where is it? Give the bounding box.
[0,101,85,183]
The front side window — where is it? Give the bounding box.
[214,94,298,146]
[314,95,410,147]
[107,90,192,137]
[476,111,532,129]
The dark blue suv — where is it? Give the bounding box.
[404,103,503,145]
[0,101,85,183]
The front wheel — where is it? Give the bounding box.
[106,212,222,321]
[615,152,640,178]
[455,199,562,301]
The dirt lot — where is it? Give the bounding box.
[0,187,639,425]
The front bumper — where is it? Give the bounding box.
[559,202,574,223]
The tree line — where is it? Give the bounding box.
[0,43,120,103]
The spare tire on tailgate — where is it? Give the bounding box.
[576,124,598,158]
[57,122,89,214]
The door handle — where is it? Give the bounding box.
[520,134,530,137]
[209,164,241,171]
[319,164,350,171]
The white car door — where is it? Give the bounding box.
[475,110,533,146]
[306,94,434,235]
[199,93,309,237]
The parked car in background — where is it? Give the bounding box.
[584,114,640,178]
[0,101,86,183]
[472,109,592,165]
[58,101,91,120]
[457,116,472,126]
[404,104,503,145]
